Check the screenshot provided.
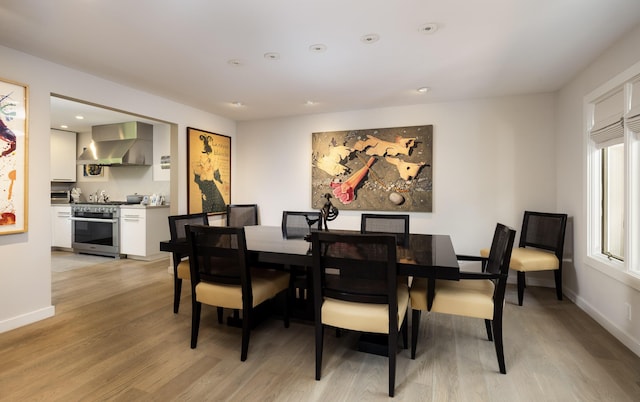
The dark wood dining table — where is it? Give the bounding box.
[160,225,460,280]
[160,225,460,355]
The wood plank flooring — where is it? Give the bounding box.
[1,253,639,401]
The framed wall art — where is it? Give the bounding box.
[0,78,28,234]
[187,127,231,214]
[312,125,432,212]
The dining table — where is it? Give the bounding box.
[160,224,460,355]
[160,225,460,280]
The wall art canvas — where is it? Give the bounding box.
[312,125,432,212]
[187,127,231,214]
[0,78,28,234]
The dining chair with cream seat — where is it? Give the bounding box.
[360,213,410,246]
[482,211,567,306]
[410,223,516,374]
[226,204,258,227]
[186,224,290,361]
[282,211,322,317]
[167,212,209,314]
[311,231,409,397]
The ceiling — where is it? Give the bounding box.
[2,0,640,126]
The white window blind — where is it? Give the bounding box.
[591,89,624,148]
[626,78,640,133]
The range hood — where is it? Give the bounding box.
[77,121,153,166]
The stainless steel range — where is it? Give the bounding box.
[70,203,122,258]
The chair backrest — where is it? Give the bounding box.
[360,213,410,245]
[282,211,322,239]
[485,223,517,277]
[226,204,258,227]
[168,213,209,242]
[186,225,251,296]
[311,231,398,308]
[519,211,568,260]
[485,223,516,308]
[168,213,209,260]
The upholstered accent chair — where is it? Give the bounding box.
[311,231,409,397]
[167,213,209,313]
[186,225,290,361]
[410,223,516,374]
[360,213,410,246]
[226,204,258,227]
[482,211,567,306]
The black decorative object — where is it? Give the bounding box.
[320,193,339,230]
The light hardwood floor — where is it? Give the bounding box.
[1,253,639,401]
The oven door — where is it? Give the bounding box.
[70,214,120,257]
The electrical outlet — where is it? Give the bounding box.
[625,302,632,321]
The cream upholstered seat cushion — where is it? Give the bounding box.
[177,259,190,280]
[321,285,409,334]
[195,268,289,310]
[480,247,559,272]
[410,278,495,320]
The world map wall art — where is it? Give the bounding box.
[311,125,432,212]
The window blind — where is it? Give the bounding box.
[590,89,624,148]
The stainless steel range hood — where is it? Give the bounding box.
[77,121,153,166]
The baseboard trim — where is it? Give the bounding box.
[564,288,640,358]
[0,305,55,334]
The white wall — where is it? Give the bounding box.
[556,23,640,356]
[0,45,235,332]
[236,94,557,256]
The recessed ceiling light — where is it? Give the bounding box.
[60,125,68,129]
[227,59,243,66]
[419,23,438,34]
[309,44,327,53]
[360,33,380,44]
[75,115,84,120]
[417,87,430,94]
[264,52,280,60]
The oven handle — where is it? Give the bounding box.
[69,217,118,224]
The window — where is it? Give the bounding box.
[602,143,624,260]
[587,65,640,279]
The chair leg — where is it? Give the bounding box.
[401,313,408,349]
[484,319,493,341]
[283,289,290,328]
[554,268,563,301]
[492,317,506,374]
[388,325,397,397]
[411,309,421,359]
[517,271,526,306]
[315,324,324,380]
[190,301,202,349]
[240,306,251,361]
[217,307,224,324]
[173,277,182,314]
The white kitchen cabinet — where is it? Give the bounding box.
[120,206,169,260]
[51,205,72,249]
[50,129,77,182]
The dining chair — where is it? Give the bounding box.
[410,223,516,374]
[360,213,410,246]
[226,204,258,227]
[282,210,323,239]
[481,211,567,306]
[186,224,290,361]
[311,231,409,397]
[282,211,322,318]
[167,212,209,313]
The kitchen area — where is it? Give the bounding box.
[50,96,171,261]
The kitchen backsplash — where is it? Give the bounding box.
[52,165,170,203]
